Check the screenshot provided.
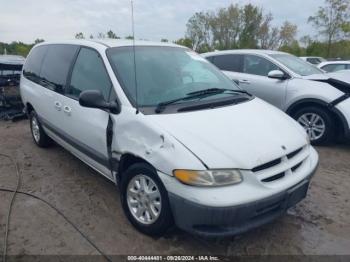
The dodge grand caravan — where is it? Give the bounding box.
[20,40,319,237]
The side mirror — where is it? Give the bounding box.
[79,90,120,114]
[268,70,287,80]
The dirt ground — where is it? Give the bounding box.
[0,120,350,256]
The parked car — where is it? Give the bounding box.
[0,55,26,120]
[317,61,350,73]
[21,40,318,237]
[300,56,326,65]
[202,50,350,144]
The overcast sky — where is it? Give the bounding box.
[1,0,321,43]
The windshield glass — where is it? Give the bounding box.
[107,46,241,107]
[271,54,324,76]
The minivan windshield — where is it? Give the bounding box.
[270,54,324,76]
[107,46,243,108]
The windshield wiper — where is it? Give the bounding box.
[155,96,195,113]
[155,88,250,113]
[186,87,248,96]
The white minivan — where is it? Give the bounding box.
[20,40,319,237]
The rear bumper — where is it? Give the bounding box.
[168,165,317,238]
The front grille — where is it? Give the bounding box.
[252,146,307,183]
[262,172,285,182]
[252,158,281,172]
[291,162,303,172]
[287,147,303,159]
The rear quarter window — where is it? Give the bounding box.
[23,45,48,84]
[210,54,243,72]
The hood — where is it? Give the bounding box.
[327,70,350,84]
[301,73,350,94]
[301,73,329,80]
[147,98,308,170]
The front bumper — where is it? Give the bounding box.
[334,97,350,139]
[168,166,317,238]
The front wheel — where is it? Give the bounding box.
[293,106,334,145]
[120,163,173,236]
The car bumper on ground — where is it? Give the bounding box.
[168,165,318,238]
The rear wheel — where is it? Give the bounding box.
[293,106,334,145]
[29,111,52,147]
[120,163,173,236]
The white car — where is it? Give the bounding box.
[318,61,350,73]
[20,40,318,237]
[202,50,350,144]
[300,56,326,65]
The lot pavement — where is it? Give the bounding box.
[0,120,349,256]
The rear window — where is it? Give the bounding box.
[321,64,347,73]
[23,46,48,84]
[210,54,243,72]
[40,45,79,93]
[306,58,322,65]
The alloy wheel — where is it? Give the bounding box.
[126,174,162,225]
[297,113,326,141]
[31,116,41,143]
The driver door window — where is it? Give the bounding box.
[67,47,111,100]
[243,55,279,77]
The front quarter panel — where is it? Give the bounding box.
[111,107,206,176]
[285,78,344,111]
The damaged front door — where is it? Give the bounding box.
[61,47,114,180]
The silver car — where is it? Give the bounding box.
[202,50,350,144]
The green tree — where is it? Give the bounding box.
[161,38,169,42]
[308,0,350,57]
[210,4,241,50]
[125,36,134,40]
[75,32,85,39]
[238,4,263,48]
[174,38,193,49]
[278,21,298,48]
[186,12,211,51]
[279,40,303,56]
[258,13,280,49]
[34,38,45,44]
[107,30,120,39]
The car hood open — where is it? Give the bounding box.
[148,98,308,170]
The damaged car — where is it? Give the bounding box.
[20,40,318,237]
[0,55,25,120]
[202,50,350,144]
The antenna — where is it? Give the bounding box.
[131,0,139,114]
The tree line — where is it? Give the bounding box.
[178,0,350,58]
[1,0,349,59]
[74,30,135,40]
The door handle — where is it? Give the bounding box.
[63,105,72,115]
[239,79,250,84]
[54,101,62,111]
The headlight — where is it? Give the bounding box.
[173,169,243,187]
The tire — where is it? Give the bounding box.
[293,106,334,145]
[29,111,52,147]
[120,163,173,236]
